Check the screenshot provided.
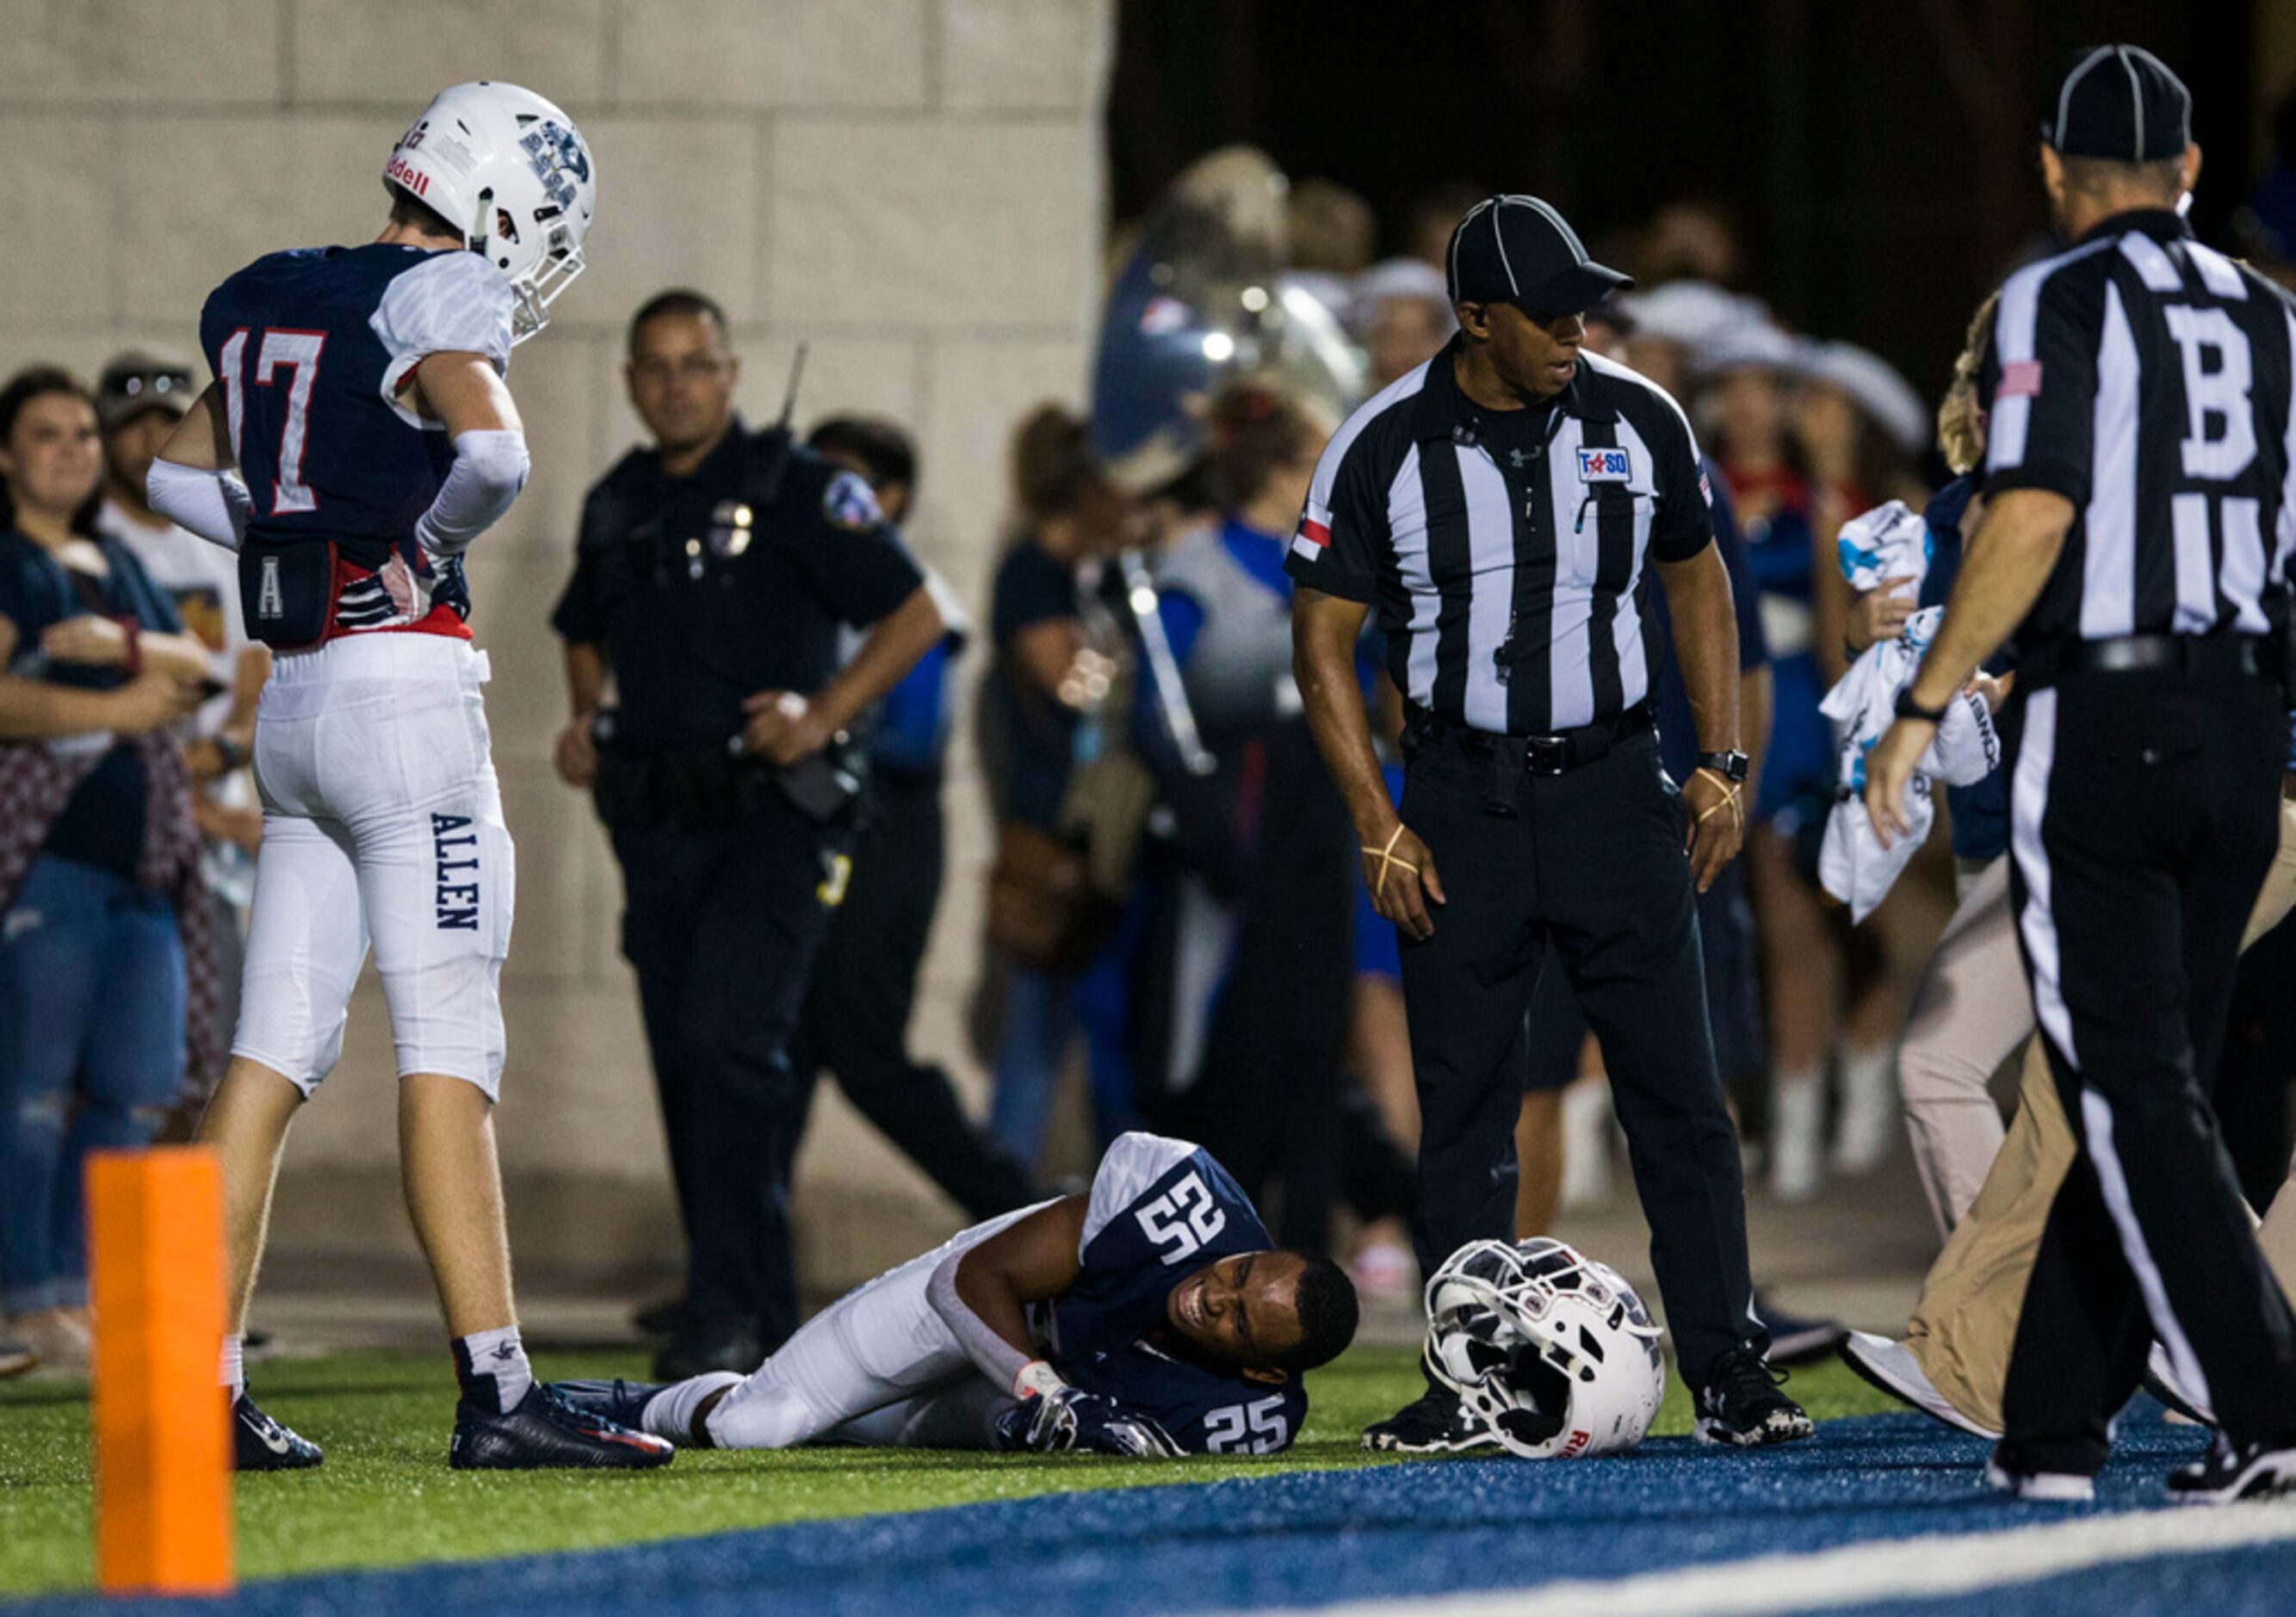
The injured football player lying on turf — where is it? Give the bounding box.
[553,1134,1361,1456]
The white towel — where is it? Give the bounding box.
[1834,499,1932,594]
[1817,607,2002,920]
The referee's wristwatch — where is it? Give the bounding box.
[1696,749,1749,784]
[1892,687,1952,725]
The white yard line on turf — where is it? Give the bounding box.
[1249,1501,2296,1617]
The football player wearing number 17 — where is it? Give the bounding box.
[554,1135,1361,1458]
[145,83,670,1472]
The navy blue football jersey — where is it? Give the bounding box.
[199,244,514,635]
[1045,1134,1307,1455]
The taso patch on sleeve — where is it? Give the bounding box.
[1576,447,1632,483]
[823,469,883,531]
[1998,360,2043,400]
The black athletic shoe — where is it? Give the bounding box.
[1693,1346,1814,1447]
[1754,1291,1848,1367]
[233,1390,324,1471]
[449,1382,674,1471]
[653,1317,762,1382]
[2166,1435,2296,1506]
[550,1378,668,1434]
[1361,1382,1499,1453]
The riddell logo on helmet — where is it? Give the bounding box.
[1559,1428,1591,1458]
[387,155,430,197]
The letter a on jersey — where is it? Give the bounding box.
[258,555,285,622]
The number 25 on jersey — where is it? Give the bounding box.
[1136,1172,1228,1265]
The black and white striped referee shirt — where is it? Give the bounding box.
[1986,208,2296,648]
[1284,333,1714,734]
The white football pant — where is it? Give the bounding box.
[233,635,514,1097]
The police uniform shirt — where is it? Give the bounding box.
[1285,334,1714,735]
[1043,1132,1307,1455]
[1983,208,2296,653]
[552,419,925,753]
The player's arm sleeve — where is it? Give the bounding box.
[1645,389,1716,564]
[1983,264,2104,506]
[1079,1132,1202,1257]
[414,428,529,559]
[145,458,253,553]
[925,1255,1040,1397]
[368,250,518,424]
[792,467,928,625]
[1283,418,1386,603]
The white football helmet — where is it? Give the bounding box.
[1423,1237,1666,1459]
[383,81,597,344]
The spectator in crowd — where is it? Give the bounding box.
[92,350,268,1099]
[1403,178,1491,270]
[1285,177,1378,321]
[1142,381,1414,1258]
[1700,323,1851,1201]
[1792,339,1945,1178]
[1347,258,1457,393]
[784,415,1039,1221]
[1641,198,1750,288]
[0,366,207,1366]
[981,405,1136,1162]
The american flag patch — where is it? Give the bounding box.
[1296,517,1331,549]
[1999,359,2043,400]
[1698,466,1712,506]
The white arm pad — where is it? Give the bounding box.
[413,427,529,559]
[145,458,252,553]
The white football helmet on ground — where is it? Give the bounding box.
[383,81,597,343]
[1424,1236,1666,1459]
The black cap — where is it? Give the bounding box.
[96,348,196,431]
[1445,195,1631,316]
[2042,44,2191,163]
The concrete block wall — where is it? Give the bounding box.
[0,0,1113,1286]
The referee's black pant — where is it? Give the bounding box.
[2001,666,2296,1473]
[1398,720,1762,1387]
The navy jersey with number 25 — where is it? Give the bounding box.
[198,243,514,637]
[1047,1133,1307,1455]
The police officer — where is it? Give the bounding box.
[1289,196,1810,1452]
[1866,46,2296,1504]
[552,291,944,1378]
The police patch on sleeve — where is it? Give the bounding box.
[823,470,883,532]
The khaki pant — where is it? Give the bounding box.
[1906,796,2296,1431]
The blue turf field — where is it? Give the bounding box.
[22,1409,2296,1616]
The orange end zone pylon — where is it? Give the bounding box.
[89,1147,234,1596]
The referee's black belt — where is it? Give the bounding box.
[2020,633,2281,689]
[1406,700,1655,776]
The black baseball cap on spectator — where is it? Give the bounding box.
[2041,44,2192,163]
[1445,195,1632,317]
[96,349,196,431]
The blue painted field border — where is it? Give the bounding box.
[10,1414,2231,1617]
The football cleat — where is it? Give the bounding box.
[1838,1330,1999,1439]
[449,1382,672,1471]
[0,1338,35,1380]
[1693,1346,1814,1447]
[1360,1381,1501,1454]
[549,1378,668,1434]
[233,1390,324,1471]
[2165,1435,2296,1506]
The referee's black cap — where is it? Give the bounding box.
[2041,44,2191,163]
[1445,195,1631,317]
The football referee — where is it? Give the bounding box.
[1866,46,2296,1504]
[1290,195,1810,1452]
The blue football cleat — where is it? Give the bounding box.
[548,1378,668,1433]
[449,1382,671,1471]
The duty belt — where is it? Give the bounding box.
[2020,633,2280,689]
[1407,699,1655,776]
